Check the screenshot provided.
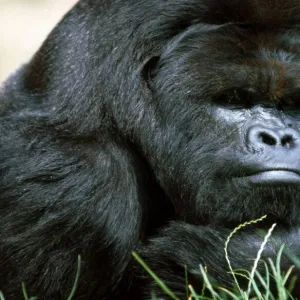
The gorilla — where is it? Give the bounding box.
[2,0,300,298]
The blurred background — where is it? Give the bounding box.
[0,0,77,83]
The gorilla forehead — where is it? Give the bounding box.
[165,0,300,26]
[156,23,300,104]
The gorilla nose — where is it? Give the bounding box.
[247,125,300,150]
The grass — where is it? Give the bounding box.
[133,216,299,300]
[0,218,299,299]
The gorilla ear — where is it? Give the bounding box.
[142,56,160,88]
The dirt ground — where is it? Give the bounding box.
[0,0,77,83]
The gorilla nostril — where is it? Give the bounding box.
[247,125,300,150]
[281,135,294,148]
[259,132,277,146]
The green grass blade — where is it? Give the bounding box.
[67,255,82,300]
[22,283,30,300]
[184,265,189,300]
[132,252,179,300]
[189,284,201,300]
[0,291,5,300]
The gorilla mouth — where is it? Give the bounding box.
[243,170,300,185]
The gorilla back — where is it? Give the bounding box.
[2,0,300,298]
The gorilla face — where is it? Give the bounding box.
[3,0,300,298]
[143,24,300,226]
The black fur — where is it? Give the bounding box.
[2,0,300,298]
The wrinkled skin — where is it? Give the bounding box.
[1,0,300,299]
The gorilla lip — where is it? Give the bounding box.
[242,170,300,185]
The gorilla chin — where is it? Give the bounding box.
[2,0,300,299]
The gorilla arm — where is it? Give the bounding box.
[138,222,300,298]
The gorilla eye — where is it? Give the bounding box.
[279,97,300,110]
[212,88,256,109]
